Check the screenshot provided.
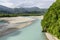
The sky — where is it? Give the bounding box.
[0,0,56,8]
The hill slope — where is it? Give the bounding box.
[0,5,14,13]
[0,5,47,14]
[41,0,60,39]
[0,5,47,16]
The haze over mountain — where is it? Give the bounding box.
[0,0,55,8]
[0,5,14,13]
[0,5,47,14]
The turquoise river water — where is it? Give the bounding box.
[0,18,47,40]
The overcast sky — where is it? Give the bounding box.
[0,0,56,8]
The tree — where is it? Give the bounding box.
[41,0,60,39]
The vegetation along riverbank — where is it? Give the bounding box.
[41,0,60,40]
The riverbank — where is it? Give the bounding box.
[45,33,59,40]
[0,16,48,40]
[27,16,43,20]
[0,16,59,40]
[0,17,35,23]
[0,21,33,37]
[39,16,59,40]
[0,16,36,37]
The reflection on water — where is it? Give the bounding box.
[0,19,47,40]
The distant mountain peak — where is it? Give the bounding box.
[0,5,47,14]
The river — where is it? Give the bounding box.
[0,17,47,40]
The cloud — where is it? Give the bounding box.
[0,0,56,8]
[0,0,9,2]
[0,2,14,8]
[0,0,14,8]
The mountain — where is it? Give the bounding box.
[14,7,43,13]
[41,0,60,39]
[0,5,47,14]
[14,7,47,14]
[0,5,14,13]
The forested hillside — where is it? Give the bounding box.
[41,0,60,39]
[0,5,47,17]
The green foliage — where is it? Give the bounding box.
[0,13,42,17]
[41,0,60,39]
[0,8,47,17]
[0,11,46,17]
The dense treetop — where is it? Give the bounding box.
[41,0,60,39]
